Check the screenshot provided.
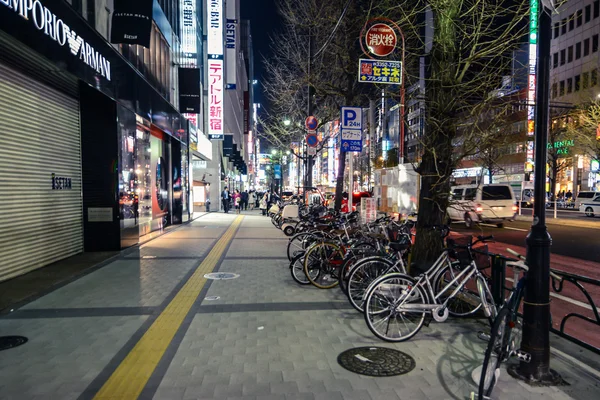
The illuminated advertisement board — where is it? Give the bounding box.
[206,0,223,140]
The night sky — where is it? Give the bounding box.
[241,0,280,104]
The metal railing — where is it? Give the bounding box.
[490,255,600,355]
[549,269,600,354]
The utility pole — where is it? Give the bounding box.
[509,4,561,385]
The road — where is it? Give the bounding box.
[452,219,600,350]
[452,219,600,263]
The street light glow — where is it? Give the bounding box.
[271,149,277,155]
[283,119,291,126]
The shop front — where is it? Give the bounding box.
[0,0,190,280]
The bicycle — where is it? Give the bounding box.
[476,248,563,400]
[362,234,497,342]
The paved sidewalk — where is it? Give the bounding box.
[0,211,599,400]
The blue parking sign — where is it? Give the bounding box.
[340,106,362,152]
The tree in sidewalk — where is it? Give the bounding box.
[567,101,600,164]
[399,0,528,269]
[260,0,391,207]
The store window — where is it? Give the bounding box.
[583,71,590,89]
[552,83,558,99]
[567,78,573,93]
[576,42,581,59]
[575,75,581,92]
[592,69,598,86]
[560,49,566,65]
[553,52,559,68]
[594,34,599,53]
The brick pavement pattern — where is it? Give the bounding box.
[0,211,598,400]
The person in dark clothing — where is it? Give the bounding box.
[222,187,230,213]
[241,191,249,211]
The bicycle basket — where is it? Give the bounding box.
[446,235,473,267]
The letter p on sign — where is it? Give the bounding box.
[341,107,362,130]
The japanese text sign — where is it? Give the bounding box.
[340,107,362,152]
[358,59,402,85]
[208,60,223,139]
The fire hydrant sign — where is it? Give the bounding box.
[365,23,397,57]
[340,107,362,152]
[358,59,402,85]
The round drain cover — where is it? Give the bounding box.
[337,347,415,377]
[0,336,28,351]
[204,272,240,280]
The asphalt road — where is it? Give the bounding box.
[452,219,600,263]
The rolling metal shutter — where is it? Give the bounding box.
[0,62,82,282]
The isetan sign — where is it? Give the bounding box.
[1,0,111,81]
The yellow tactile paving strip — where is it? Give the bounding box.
[93,215,244,399]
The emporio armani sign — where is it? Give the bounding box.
[1,0,111,81]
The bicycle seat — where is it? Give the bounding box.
[390,242,410,252]
[366,232,387,240]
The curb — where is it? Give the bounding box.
[514,214,600,229]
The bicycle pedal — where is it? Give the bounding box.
[477,331,490,342]
[516,350,531,363]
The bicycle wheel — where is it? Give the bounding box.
[478,307,511,400]
[338,247,381,295]
[303,242,344,289]
[287,232,320,261]
[433,264,482,317]
[363,273,427,342]
[347,258,396,313]
[290,252,316,285]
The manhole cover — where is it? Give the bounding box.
[204,272,240,280]
[0,336,28,351]
[204,296,221,301]
[337,347,415,377]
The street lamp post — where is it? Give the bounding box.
[509,4,561,385]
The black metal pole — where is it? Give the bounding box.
[510,6,560,385]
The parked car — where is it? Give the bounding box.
[575,191,600,210]
[579,193,600,217]
[447,184,518,228]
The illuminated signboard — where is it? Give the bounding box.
[181,0,197,59]
[206,0,223,140]
[525,0,537,175]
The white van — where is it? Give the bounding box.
[447,184,518,228]
[575,191,600,210]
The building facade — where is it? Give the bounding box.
[550,0,600,194]
[0,0,199,282]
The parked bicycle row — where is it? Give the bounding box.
[272,205,564,400]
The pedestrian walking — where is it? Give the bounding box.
[260,192,268,215]
[241,190,249,211]
[249,191,256,211]
[221,187,230,213]
[233,189,241,214]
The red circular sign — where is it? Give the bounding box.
[305,116,318,130]
[365,23,397,57]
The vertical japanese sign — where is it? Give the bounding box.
[208,61,224,139]
[225,0,237,89]
[525,0,538,174]
[207,0,224,140]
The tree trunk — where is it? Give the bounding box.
[411,135,453,274]
[334,151,346,211]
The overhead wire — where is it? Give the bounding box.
[313,0,354,58]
